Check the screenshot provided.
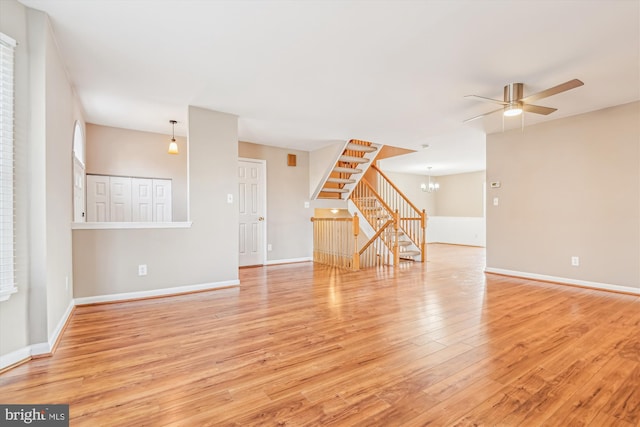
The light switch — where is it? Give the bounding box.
[304,202,310,208]
[227,194,233,203]
[493,197,499,206]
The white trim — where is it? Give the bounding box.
[0,346,31,370]
[71,221,193,230]
[265,257,312,265]
[73,279,240,305]
[40,300,75,355]
[1,301,74,368]
[484,267,640,295]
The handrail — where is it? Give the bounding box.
[371,164,422,214]
[358,214,399,267]
[358,219,393,255]
[369,164,427,261]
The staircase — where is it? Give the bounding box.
[310,139,426,269]
[315,139,380,199]
[349,178,424,264]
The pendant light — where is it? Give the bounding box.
[421,166,439,192]
[168,120,179,155]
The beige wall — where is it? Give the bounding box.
[85,124,188,221]
[435,171,485,217]
[73,107,239,298]
[487,101,640,289]
[43,11,79,337]
[239,141,312,261]
[1,2,80,359]
[309,141,343,198]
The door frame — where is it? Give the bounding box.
[239,157,267,266]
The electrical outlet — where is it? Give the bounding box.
[267,244,273,251]
[138,264,148,276]
[493,197,499,206]
[571,256,580,267]
[227,194,233,203]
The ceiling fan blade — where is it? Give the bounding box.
[463,107,504,123]
[464,95,507,105]
[521,79,584,103]
[522,104,557,115]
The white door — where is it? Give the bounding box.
[110,176,132,222]
[73,157,86,222]
[132,178,153,222]
[86,175,110,222]
[238,159,266,266]
[152,179,172,222]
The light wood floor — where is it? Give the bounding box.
[1,244,639,426]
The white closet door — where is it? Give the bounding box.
[152,179,172,222]
[86,175,110,222]
[110,176,132,222]
[131,178,153,222]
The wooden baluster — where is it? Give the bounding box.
[393,210,399,267]
[421,209,426,263]
[352,214,359,270]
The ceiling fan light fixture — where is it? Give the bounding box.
[503,104,523,117]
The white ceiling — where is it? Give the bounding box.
[18,0,640,176]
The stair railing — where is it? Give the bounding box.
[310,215,360,270]
[358,212,399,267]
[350,179,395,230]
[350,179,403,266]
[370,164,426,262]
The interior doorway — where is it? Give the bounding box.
[238,158,266,267]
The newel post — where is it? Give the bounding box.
[352,214,360,270]
[421,209,427,263]
[393,210,400,267]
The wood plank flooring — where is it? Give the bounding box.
[1,244,639,426]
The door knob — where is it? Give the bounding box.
[258,217,265,221]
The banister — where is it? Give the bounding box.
[358,219,394,255]
[370,164,422,215]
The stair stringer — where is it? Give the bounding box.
[311,140,382,200]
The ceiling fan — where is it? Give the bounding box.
[463,79,584,123]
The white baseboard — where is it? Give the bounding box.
[1,300,76,370]
[265,257,312,265]
[43,300,75,354]
[484,267,640,295]
[0,346,32,371]
[73,279,240,306]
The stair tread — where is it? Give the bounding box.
[321,188,348,193]
[327,177,356,184]
[333,166,363,174]
[400,251,421,257]
[340,155,370,164]
[346,143,377,153]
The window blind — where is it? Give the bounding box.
[0,32,16,302]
